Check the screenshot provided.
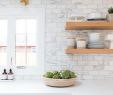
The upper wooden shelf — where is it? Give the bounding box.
[66,48,113,54]
[65,21,113,30]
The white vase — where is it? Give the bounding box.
[107,14,113,22]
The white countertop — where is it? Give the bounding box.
[0,80,113,95]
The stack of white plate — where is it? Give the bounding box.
[88,33,105,49]
[88,41,105,49]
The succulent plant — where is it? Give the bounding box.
[108,7,113,14]
[70,71,77,78]
[60,70,71,79]
[44,72,54,78]
[43,70,77,79]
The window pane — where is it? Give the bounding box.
[16,19,37,66]
[27,19,37,34]
[0,20,8,66]
[27,47,37,66]
[16,19,26,66]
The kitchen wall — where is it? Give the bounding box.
[1,0,113,80]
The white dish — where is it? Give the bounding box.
[87,12,103,19]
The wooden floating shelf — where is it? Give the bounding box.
[66,48,113,54]
[66,21,113,30]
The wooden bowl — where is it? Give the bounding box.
[42,77,76,87]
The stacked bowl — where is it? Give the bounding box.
[88,33,105,49]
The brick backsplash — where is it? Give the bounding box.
[44,0,113,80]
[0,0,113,80]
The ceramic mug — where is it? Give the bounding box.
[76,40,87,49]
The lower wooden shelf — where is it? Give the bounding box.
[66,48,113,54]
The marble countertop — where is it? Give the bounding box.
[0,79,112,95]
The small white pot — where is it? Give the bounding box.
[107,14,113,22]
[77,40,87,49]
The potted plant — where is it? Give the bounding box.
[107,7,113,21]
[42,70,77,87]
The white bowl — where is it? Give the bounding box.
[42,77,76,87]
[87,12,103,19]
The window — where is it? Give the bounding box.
[0,8,45,75]
[16,19,37,66]
[0,20,8,66]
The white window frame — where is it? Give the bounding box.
[0,8,45,76]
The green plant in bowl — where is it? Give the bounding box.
[60,70,71,79]
[43,70,77,79]
[44,72,54,78]
[108,7,113,14]
[43,70,77,87]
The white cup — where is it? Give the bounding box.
[77,40,87,48]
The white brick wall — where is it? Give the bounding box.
[44,0,113,80]
[0,0,113,80]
